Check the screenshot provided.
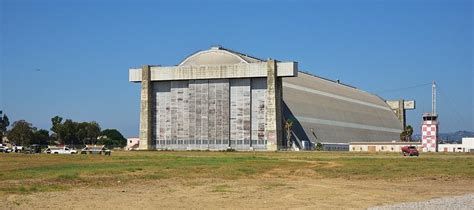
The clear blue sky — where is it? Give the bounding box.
[1,0,472,137]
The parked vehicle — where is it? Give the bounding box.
[81,145,111,156]
[4,147,13,153]
[401,146,419,156]
[44,146,77,154]
[0,145,13,153]
[13,146,23,153]
[22,144,42,154]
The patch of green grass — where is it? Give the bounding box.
[0,184,69,194]
[142,173,168,180]
[127,168,144,172]
[57,172,80,180]
[236,167,257,175]
[263,182,286,190]
[212,184,232,193]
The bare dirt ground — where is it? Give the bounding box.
[3,177,473,209]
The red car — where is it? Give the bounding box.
[401,146,419,156]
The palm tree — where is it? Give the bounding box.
[400,125,414,142]
[284,119,294,149]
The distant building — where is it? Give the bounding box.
[438,137,474,153]
[350,142,422,152]
[126,137,140,150]
[321,143,349,151]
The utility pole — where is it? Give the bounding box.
[432,81,436,115]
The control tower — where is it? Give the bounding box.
[421,82,438,152]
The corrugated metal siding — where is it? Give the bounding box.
[283,72,402,143]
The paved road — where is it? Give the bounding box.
[369,194,474,210]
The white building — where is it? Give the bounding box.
[126,137,140,150]
[350,142,422,152]
[321,143,349,151]
[438,137,474,153]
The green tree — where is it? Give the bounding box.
[405,125,413,141]
[76,122,89,145]
[86,121,101,145]
[7,120,35,146]
[99,129,126,148]
[32,129,50,145]
[400,125,414,142]
[62,119,79,145]
[315,142,323,151]
[284,119,294,148]
[51,116,63,142]
[0,114,10,140]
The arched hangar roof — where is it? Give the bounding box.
[283,72,402,143]
[178,46,263,66]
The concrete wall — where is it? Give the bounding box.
[129,62,297,82]
[139,65,153,150]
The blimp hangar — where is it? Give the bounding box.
[129,46,402,151]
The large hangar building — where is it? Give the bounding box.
[129,47,402,151]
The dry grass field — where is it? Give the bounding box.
[0,151,473,209]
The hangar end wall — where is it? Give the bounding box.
[152,78,268,151]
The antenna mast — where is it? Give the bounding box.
[432,81,436,115]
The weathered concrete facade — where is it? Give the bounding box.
[265,60,282,151]
[138,65,153,150]
[130,47,402,151]
[131,47,296,151]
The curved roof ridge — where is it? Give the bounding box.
[298,71,358,90]
[216,46,264,63]
[178,46,264,66]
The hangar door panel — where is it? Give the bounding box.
[207,79,230,150]
[189,80,209,149]
[153,82,171,149]
[230,79,251,150]
[170,81,189,150]
[251,78,267,149]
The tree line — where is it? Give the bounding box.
[0,113,126,148]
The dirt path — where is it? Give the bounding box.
[369,194,474,210]
[2,178,473,209]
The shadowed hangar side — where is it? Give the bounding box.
[283,72,402,144]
